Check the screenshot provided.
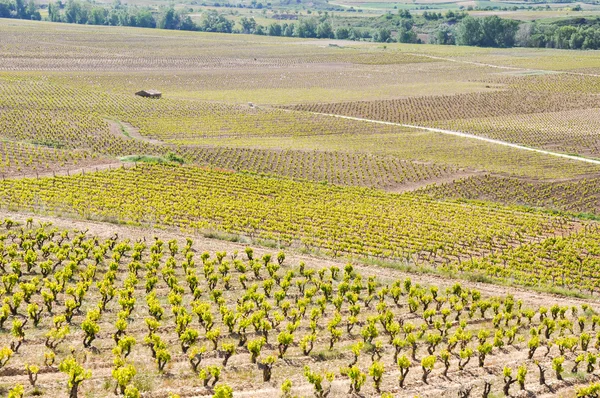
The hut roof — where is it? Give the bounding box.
[135,90,162,97]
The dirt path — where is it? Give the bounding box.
[1,161,130,180]
[307,112,600,166]
[0,209,597,310]
[105,118,167,146]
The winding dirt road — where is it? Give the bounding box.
[309,112,600,166]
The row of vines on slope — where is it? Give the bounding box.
[0,220,598,397]
[0,163,575,265]
[0,165,596,295]
[419,174,600,216]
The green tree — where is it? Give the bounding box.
[297,18,317,38]
[335,27,349,40]
[455,16,483,46]
[240,16,257,34]
[199,10,233,33]
[316,21,333,39]
[432,25,454,45]
[375,28,391,43]
[397,27,417,43]
[268,23,282,36]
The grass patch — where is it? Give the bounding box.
[107,118,131,138]
[255,238,282,249]
[132,371,155,392]
[310,349,344,362]
[569,371,588,382]
[31,139,65,149]
[202,229,245,243]
[120,152,185,165]
[574,212,600,221]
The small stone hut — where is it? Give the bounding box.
[135,90,162,99]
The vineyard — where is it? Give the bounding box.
[0,219,599,397]
[438,226,600,295]
[1,18,600,398]
[0,164,574,263]
[218,127,600,179]
[0,22,435,73]
[178,147,460,190]
[287,76,600,160]
[287,91,600,126]
[419,174,600,216]
[433,108,600,158]
[41,63,497,105]
[0,141,112,178]
[0,74,472,190]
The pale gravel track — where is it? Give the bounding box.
[308,112,600,166]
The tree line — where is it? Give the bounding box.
[432,15,600,49]
[2,0,600,49]
[515,20,600,50]
[0,0,40,20]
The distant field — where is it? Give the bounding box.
[330,0,599,12]
[469,9,600,20]
[287,90,600,160]
[3,21,600,180]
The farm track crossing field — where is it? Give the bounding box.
[433,109,600,159]
[204,128,600,179]
[287,89,600,160]
[4,70,599,183]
